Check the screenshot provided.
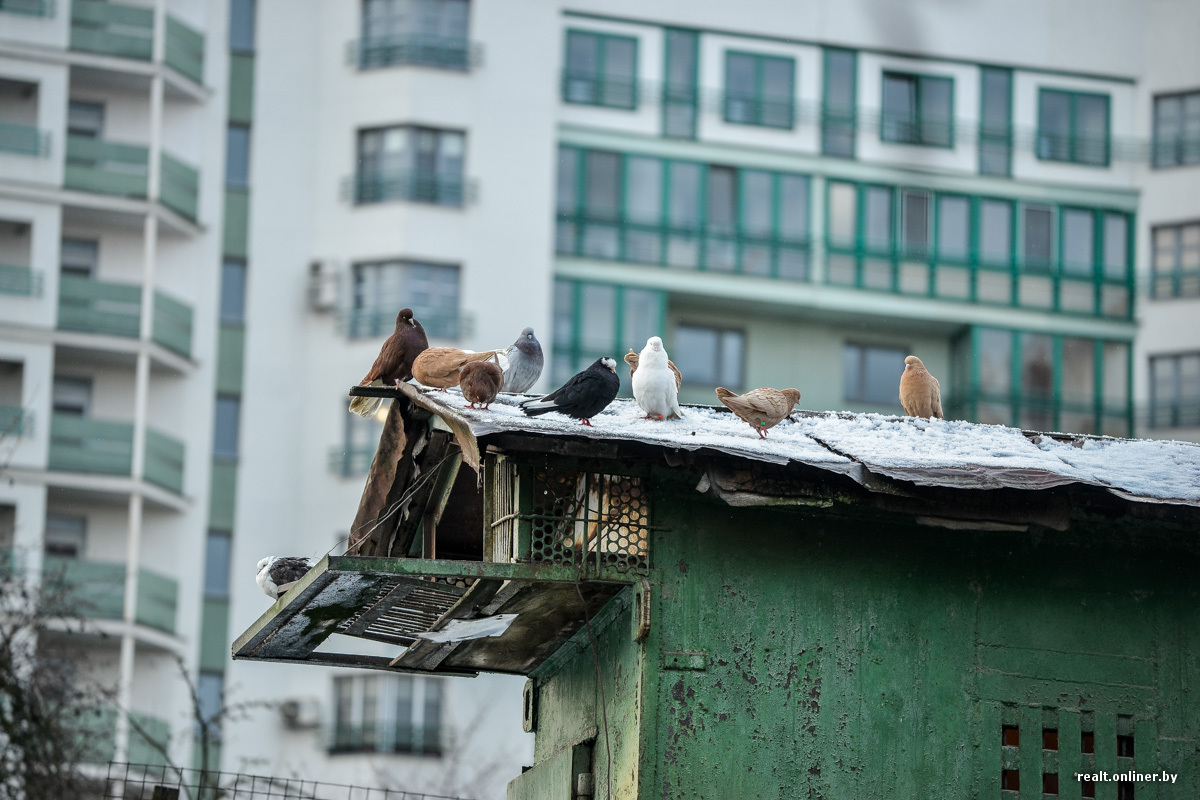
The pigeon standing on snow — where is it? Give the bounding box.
[459,359,504,410]
[899,355,943,419]
[412,347,505,390]
[256,556,314,601]
[499,327,544,393]
[519,357,619,426]
[715,387,802,439]
[625,348,682,390]
[349,308,429,417]
[632,336,683,420]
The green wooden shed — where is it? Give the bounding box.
[235,384,1200,800]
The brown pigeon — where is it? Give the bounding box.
[715,387,802,439]
[899,355,943,419]
[624,348,682,390]
[459,359,503,410]
[349,308,429,417]
[412,347,505,390]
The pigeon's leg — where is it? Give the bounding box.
[642,414,664,421]
[580,418,593,427]
[483,404,491,410]
[757,427,768,439]
[465,402,476,409]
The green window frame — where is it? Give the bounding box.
[953,327,1132,437]
[821,47,857,158]
[723,51,795,130]
[1150,221,1200,299]
[551,278,666,394]
[555,145,812,281]
[881,70,954,148]
[662,28,699,140]
[978,67,1012,176]
[562,29,638,110]
[822,180,1133,319]
[1148,352,1200,428]
[1036,88,1111,166]
[1152,90,1200,168]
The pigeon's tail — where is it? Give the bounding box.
[465,349,505,364]
[349,380,384,418]
[520,399,557,417]
[714,387,736,401]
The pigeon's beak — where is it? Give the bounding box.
[653,344,660,352]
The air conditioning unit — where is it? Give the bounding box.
[280,697,321,729]
[307,260,339,312]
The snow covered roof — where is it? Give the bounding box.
[396,386,1200,509]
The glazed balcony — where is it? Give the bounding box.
[57,275,194,358]
[70,0,205,84]
[0,122,50,157]
[352,32,479,71]
[64,136,199,221]
[42,555,179,634]
[0,405,33,437]
[78,708,171,767]
[47,412,185,495]
[0,0,53,17]
[0,264,42,296]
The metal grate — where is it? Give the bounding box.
[527,468,650,575]
[338,580,467,645]
[102,761,472,799]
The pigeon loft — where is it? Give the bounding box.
[234,382,1200,799]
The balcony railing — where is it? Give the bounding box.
[328,445,377,478]
[342,306,462,341]
[0,264,42,296]
[70,0,205,85]
[0,405,33,437]
[47,412,186,494]
[350,170,471,207]
[0,122,50,157]
[58,275,194,358]
[328,724,441,756]
[0,0,54,16]
[64,136,200,221]
[79,708,171,767]
[353,33,478,71]
[42,556,179,634]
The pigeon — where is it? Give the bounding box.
[349,308,429,417]
[715,387,802,439]
[256,556,314,601]
[499,327,544,393]
[631,336,683,420]
[412,347,505,390]
[624,348,682,390]
[460,359,504,410]
[519,357,620,426]
[899,355,943,419]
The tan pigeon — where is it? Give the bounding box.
[412,347,505,390]
[715,387,802,439]
[459,359,504,410]
[899,355,943,419]
[625,348,682,390]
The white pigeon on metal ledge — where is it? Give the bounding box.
[632,336,684,421]
[256,556,314,601]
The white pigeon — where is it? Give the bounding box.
[256,556,314,601]
[631,336,684,421]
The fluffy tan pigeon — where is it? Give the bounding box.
[413,347,504,390]
[459,359,504,410]
[899,355,943,419]
[715,387,801,439]
[348,308,428,417]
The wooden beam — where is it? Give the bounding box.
[348,399,408,556]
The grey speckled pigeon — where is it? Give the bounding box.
[500,327,544,393]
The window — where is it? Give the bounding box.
[197,672,224,737]
[66,101,103,139]
[1037,88,1110,166]
[673,325,744,390]
[551,279,664,388]
[979,67,1012,176]
[843,343,906,406]
[881,71,953,147]
[1150,352,1200,428]
[330,675,442,755]
[1022,205,1053,272]
[229,0,256,52]
[213,395,240,461]
[359,0,470,70]
[52,376,91,416]
[334,409,380,476]
[204,531,232,599]
[724,52,795,129]
[822,48,857,157]
[355,126,465,206]
[1151,221,1200,298]
[556,146,812,279]
[44,514,86,558]
[220,260,246,324]
[563,30,637,110]
[1152,90,1200,168]
[662,29,698,139]
[226,125,250,189]
[350,260,459,340]
[60,238,98,278]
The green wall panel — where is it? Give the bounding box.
[228,54,255,124]
[216,325,245,394]
[199,597,230,672]
[208,461,238,531]
[222,189,249,259]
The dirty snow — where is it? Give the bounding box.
[410,388,1200,505]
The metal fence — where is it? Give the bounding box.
[102,763,472,800]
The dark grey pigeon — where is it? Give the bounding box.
[501,327,544,393]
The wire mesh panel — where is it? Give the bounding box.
[527,468,650,575]
[103,762,474,800]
